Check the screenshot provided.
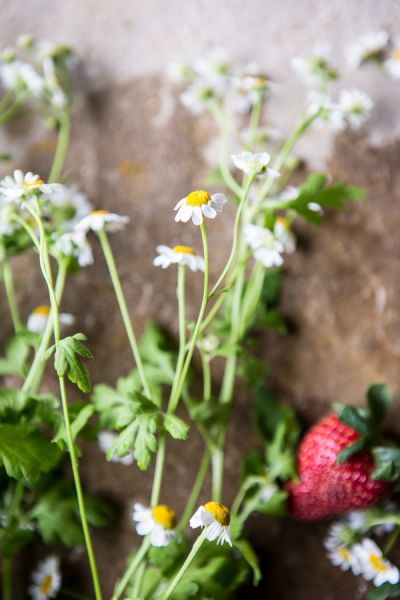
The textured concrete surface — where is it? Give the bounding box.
[1,1,400,599]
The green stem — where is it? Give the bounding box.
[209,103,242,198]
[209,173,254,297]
[48,111,71,183]
[0,100,21,127]
[22,259,67,393]
[112,537,151,600]
[248,97,263,150]
[1,252,22,333]
[211,449,224,502]
[32,205,102,600]
[150,435,167,506]
[158,531,206,600]
[2,557,12,600]
[168,223,209,414]
[98,229,151,400]
[178,449,210,531]
[384,526,400,556]
[132,561,146,597]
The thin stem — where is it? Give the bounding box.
[178,449,210,531]
[98,229,151,399]
[10,214,40,251]
[209,103,242,198]
[200,354,211,401]
[22,260,67,393]
[248,97,263,150]
[384,526,400,556]
[158,531,207,600]
[32,205,102,600]
[211,449,224,502]
[2,557,12,600]
[1,252,22,332]
[48,111,71,183]
[112,537,151,600]
[209,173,255,298]
[150,435,167,506]
[132,561,146,597]
[168,223,209,414]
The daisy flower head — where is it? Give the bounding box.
[190,501,232,546]
[153,245,205,272]
[54,230,94,267]
[245,223,284,268]
[291,44,338,85]
[0,170,59,203]
[174,190,227,226]
[132,502,176,547]
[231,151,280,178]
[324,522,360,574]
[27,305,75,333]
[43,184,92,229]
[180,79,223,114]
[338,89,373,129]
[348,30,389,68]
[385,38,400,79]
[230,70,269,114]
[0,59,44,98]
[98,431,135,466]
[75,209,129,233]
[353,538,400,586]
[193,48,230,81]
[29,556,61,600]
[274,217,296,254]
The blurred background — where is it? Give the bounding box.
[1,1,400,598]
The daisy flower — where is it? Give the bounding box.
[338,89,373,129]
[385,39,400,79]
[230,71,269,113]
[347,510,368,532]
[291,44,337,85]
[43,184,92,229]
[98,431,135,466]
[153,245,205,271]
[306,91,346,131]
[0,59,44,97]
[54,231,94,267]
[231,152,280,178]
[324,523,360,574]
[75,209,129,233]
[193,48,230,80]
[190,501,232,546]
[0,170,59,203]
[132,502,176,547]
[174,190,227,226]
[180,79,223,114]
[274,217,296,254]
[348,30,389,68]
[353,538,400,586]
[27,306,74,333]
[29,556,61,600]
[245,223,284,268]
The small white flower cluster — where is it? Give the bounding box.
[169,48,271,115]
[325,510,399,587]
[245,217,295,269]
[0,36,74,108]
[308,88,373,131]
[291,43,338,86]
[348,30,400,78]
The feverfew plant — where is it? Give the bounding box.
[0,33,400,600]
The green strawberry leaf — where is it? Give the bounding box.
[337,437,369,464]
[372,447,400,482]
[367,383,392,422]
[45,333,93,392]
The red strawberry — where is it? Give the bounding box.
[287,413,391,520]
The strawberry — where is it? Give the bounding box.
[287,413,392,520]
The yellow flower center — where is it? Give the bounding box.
[23,179,44,188]
[204,501,230,526]
[337,547,351,562]
[186,190,211,207]
[173,245,195,255]
[393,49,400,61]
[33,305,51,316]
[152,504,176,530]
[90,210,110,216]
[39,574,54,595]
[370,553,389,572]
[276,216,289,228]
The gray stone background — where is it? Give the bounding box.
[1,0,400,598]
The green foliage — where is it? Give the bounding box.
[337,383,393,464]
[45,333,93,392]
[53,403,95,450]
[372,447,400,482]
[0,332,37,377]
[0,424,61,481]
[285,173,364,224]
[30,482,112,546]
[163,414,190,440]
[234,539,261,585]
[368,583,400,600]
[139,322,176,403]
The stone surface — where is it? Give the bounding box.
[1,1,400,599]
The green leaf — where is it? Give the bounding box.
[337,405,370,436]
[163,414,189,440]
[261,268,283,307]
[0,526,35,557]
[0,424,61,481]
[148,535,190,576]
[46,333,93,392]
[53,404,95,450]
[108,411,159,470]
[368,583,400,600]
[0,334,34,377]
[338,437,369,464]
[234,539,261,585]
[372,447,400,482]
[367,383,392,422]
